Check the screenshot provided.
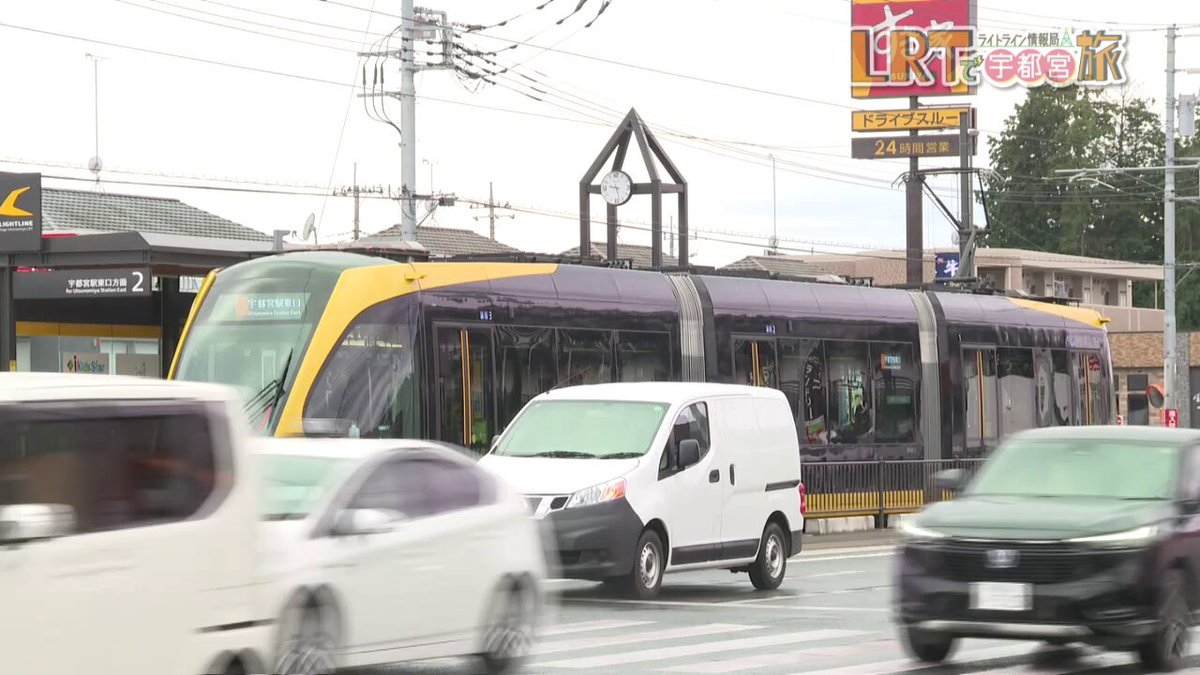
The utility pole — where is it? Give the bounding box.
[472,181,513,240]
[352,163,361,241]
[906,96,924,285]
[769,154,778,253]
[958,113,976,278]
[399,0,418,240]
[86,53,105,182]
[1165,24,1179,417]
[358,5,454,241]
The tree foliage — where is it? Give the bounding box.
[984,85,1200,329]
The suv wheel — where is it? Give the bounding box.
[625,529,664,600]
[900,624,956,663]
[748,523,787,591]
[1138,569,1190,672]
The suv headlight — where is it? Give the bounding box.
[565,477,626,509]
[897,519,947,540]
[1068,524,1162,545]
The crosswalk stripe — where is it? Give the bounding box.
[537,629,867,669]
[657,638,902,673]
[539,619,656,637]
[783,644,1038,675]
[535,623,760,656]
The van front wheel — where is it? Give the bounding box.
[625,529,665,600]
[749,522,787,591]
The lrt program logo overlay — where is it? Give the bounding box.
[850,0,1129,97]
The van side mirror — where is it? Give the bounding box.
[935,469,966,492]
[0,504,75,544]
[678,439,701,468]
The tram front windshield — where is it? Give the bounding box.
[174,261,340,430]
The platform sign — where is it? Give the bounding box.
[852,107,974,132]
[851,133,973,159]
[15,268,150,299]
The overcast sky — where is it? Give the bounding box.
[2,0,1199,267]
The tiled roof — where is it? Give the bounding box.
[722,255,840,279]
[43,188,269,242]
[560,242,679,269]
[360,224,519,257]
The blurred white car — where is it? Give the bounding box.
[256,438,548,675]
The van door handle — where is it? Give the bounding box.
[709,469,720,483]
[730,464,736,486]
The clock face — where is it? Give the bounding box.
[600,170,633,206]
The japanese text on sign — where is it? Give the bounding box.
[852,107,971,132]
[851,134,968,159]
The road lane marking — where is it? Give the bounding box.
[784,644,1037,675]
[535,623,759,655]
[540,619,655,637]
[805,571,864,579]
[654,640,901,673]
[563,597,889,612]
[796,551,895,563]
[537,629,868,669]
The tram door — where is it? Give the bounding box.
[733,337,778,388]
[436,326,495,454]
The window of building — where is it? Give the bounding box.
[1127,373,1150,426]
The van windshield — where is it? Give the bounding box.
[493,400,669,459]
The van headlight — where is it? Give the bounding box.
[1068,524,1162,546]
[566,478,626,509]
[897,519,948,540]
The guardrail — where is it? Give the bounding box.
[803,458,987,526]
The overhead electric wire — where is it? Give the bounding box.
[114,0,360,53]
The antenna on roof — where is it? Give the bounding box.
[301,213,317,245]
[85,53,106,190]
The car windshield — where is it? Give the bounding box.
[493,400,669,459]
[260,454,357,520]
[965,438,1182,501]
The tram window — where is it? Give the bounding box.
[871,343,916,444]
[998,348,1036,434]
[556,329,613,387]
[1073,352,1105,425]
[964,348,998,448]
[436,327,495,453]
[825,341,872,445]
[617,331,672,382]
[780,340,828,445]
[305,300,418,440]
[734,338,778,389]
[497,326,556,433]
[1052,350,1074,425]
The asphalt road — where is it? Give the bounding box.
[375,535,1200,674]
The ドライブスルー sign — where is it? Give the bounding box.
[0,172,42,253]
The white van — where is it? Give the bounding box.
[478,382,805,599]
[0,373,271,675]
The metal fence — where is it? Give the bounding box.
[803,458,987,526]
